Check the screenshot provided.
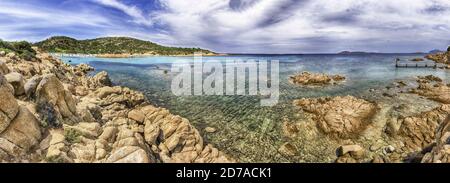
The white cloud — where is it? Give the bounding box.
[93,0,153,26]
[0,1,113,41]
[1,0,450,53]
[153,0,450,53]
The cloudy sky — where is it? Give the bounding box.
[1,0,450,53]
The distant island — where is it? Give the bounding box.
[428,49,443,54]
[337,51,377,55]
[34,36,218,57]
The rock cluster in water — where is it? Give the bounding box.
[410,75,450,104]
[289,72,345,86]
[294,96,377,138]
[425,47,450,65]
[0,49,234,163]
[290,74,450,163]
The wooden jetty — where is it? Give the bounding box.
[395,58,446,69]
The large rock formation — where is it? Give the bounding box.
[294,96,377,138]
[425,47,450,65]
[422,115,450,163]
[289,72,346,86]
[0,74,19,133]
[387,105,450,151]
[410,75,450,104]
[35,74,79,125]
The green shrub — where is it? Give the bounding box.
[64,128,82,144]
[46,155,65,163]
[0,39,36,60]
[10,41,36,60]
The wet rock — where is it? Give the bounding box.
[294,96,377,138]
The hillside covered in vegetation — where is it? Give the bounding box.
[34,36,215,56]
[0,39,36,60]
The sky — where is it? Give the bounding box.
[1,0,450,53]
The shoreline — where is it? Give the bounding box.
[0,50,235,163]
[51,52,229,58]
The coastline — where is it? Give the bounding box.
[0,49,235,163]
[51,52,228,58]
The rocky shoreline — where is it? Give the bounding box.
[0,49,234,163]
[289,74,450,163]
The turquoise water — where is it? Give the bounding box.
[60,54,450,162]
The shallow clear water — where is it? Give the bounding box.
[60,54,450,162]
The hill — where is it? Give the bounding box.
[34,36,216,56]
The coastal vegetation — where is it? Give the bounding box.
[34,36,215,56]
[0,39,36,60]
